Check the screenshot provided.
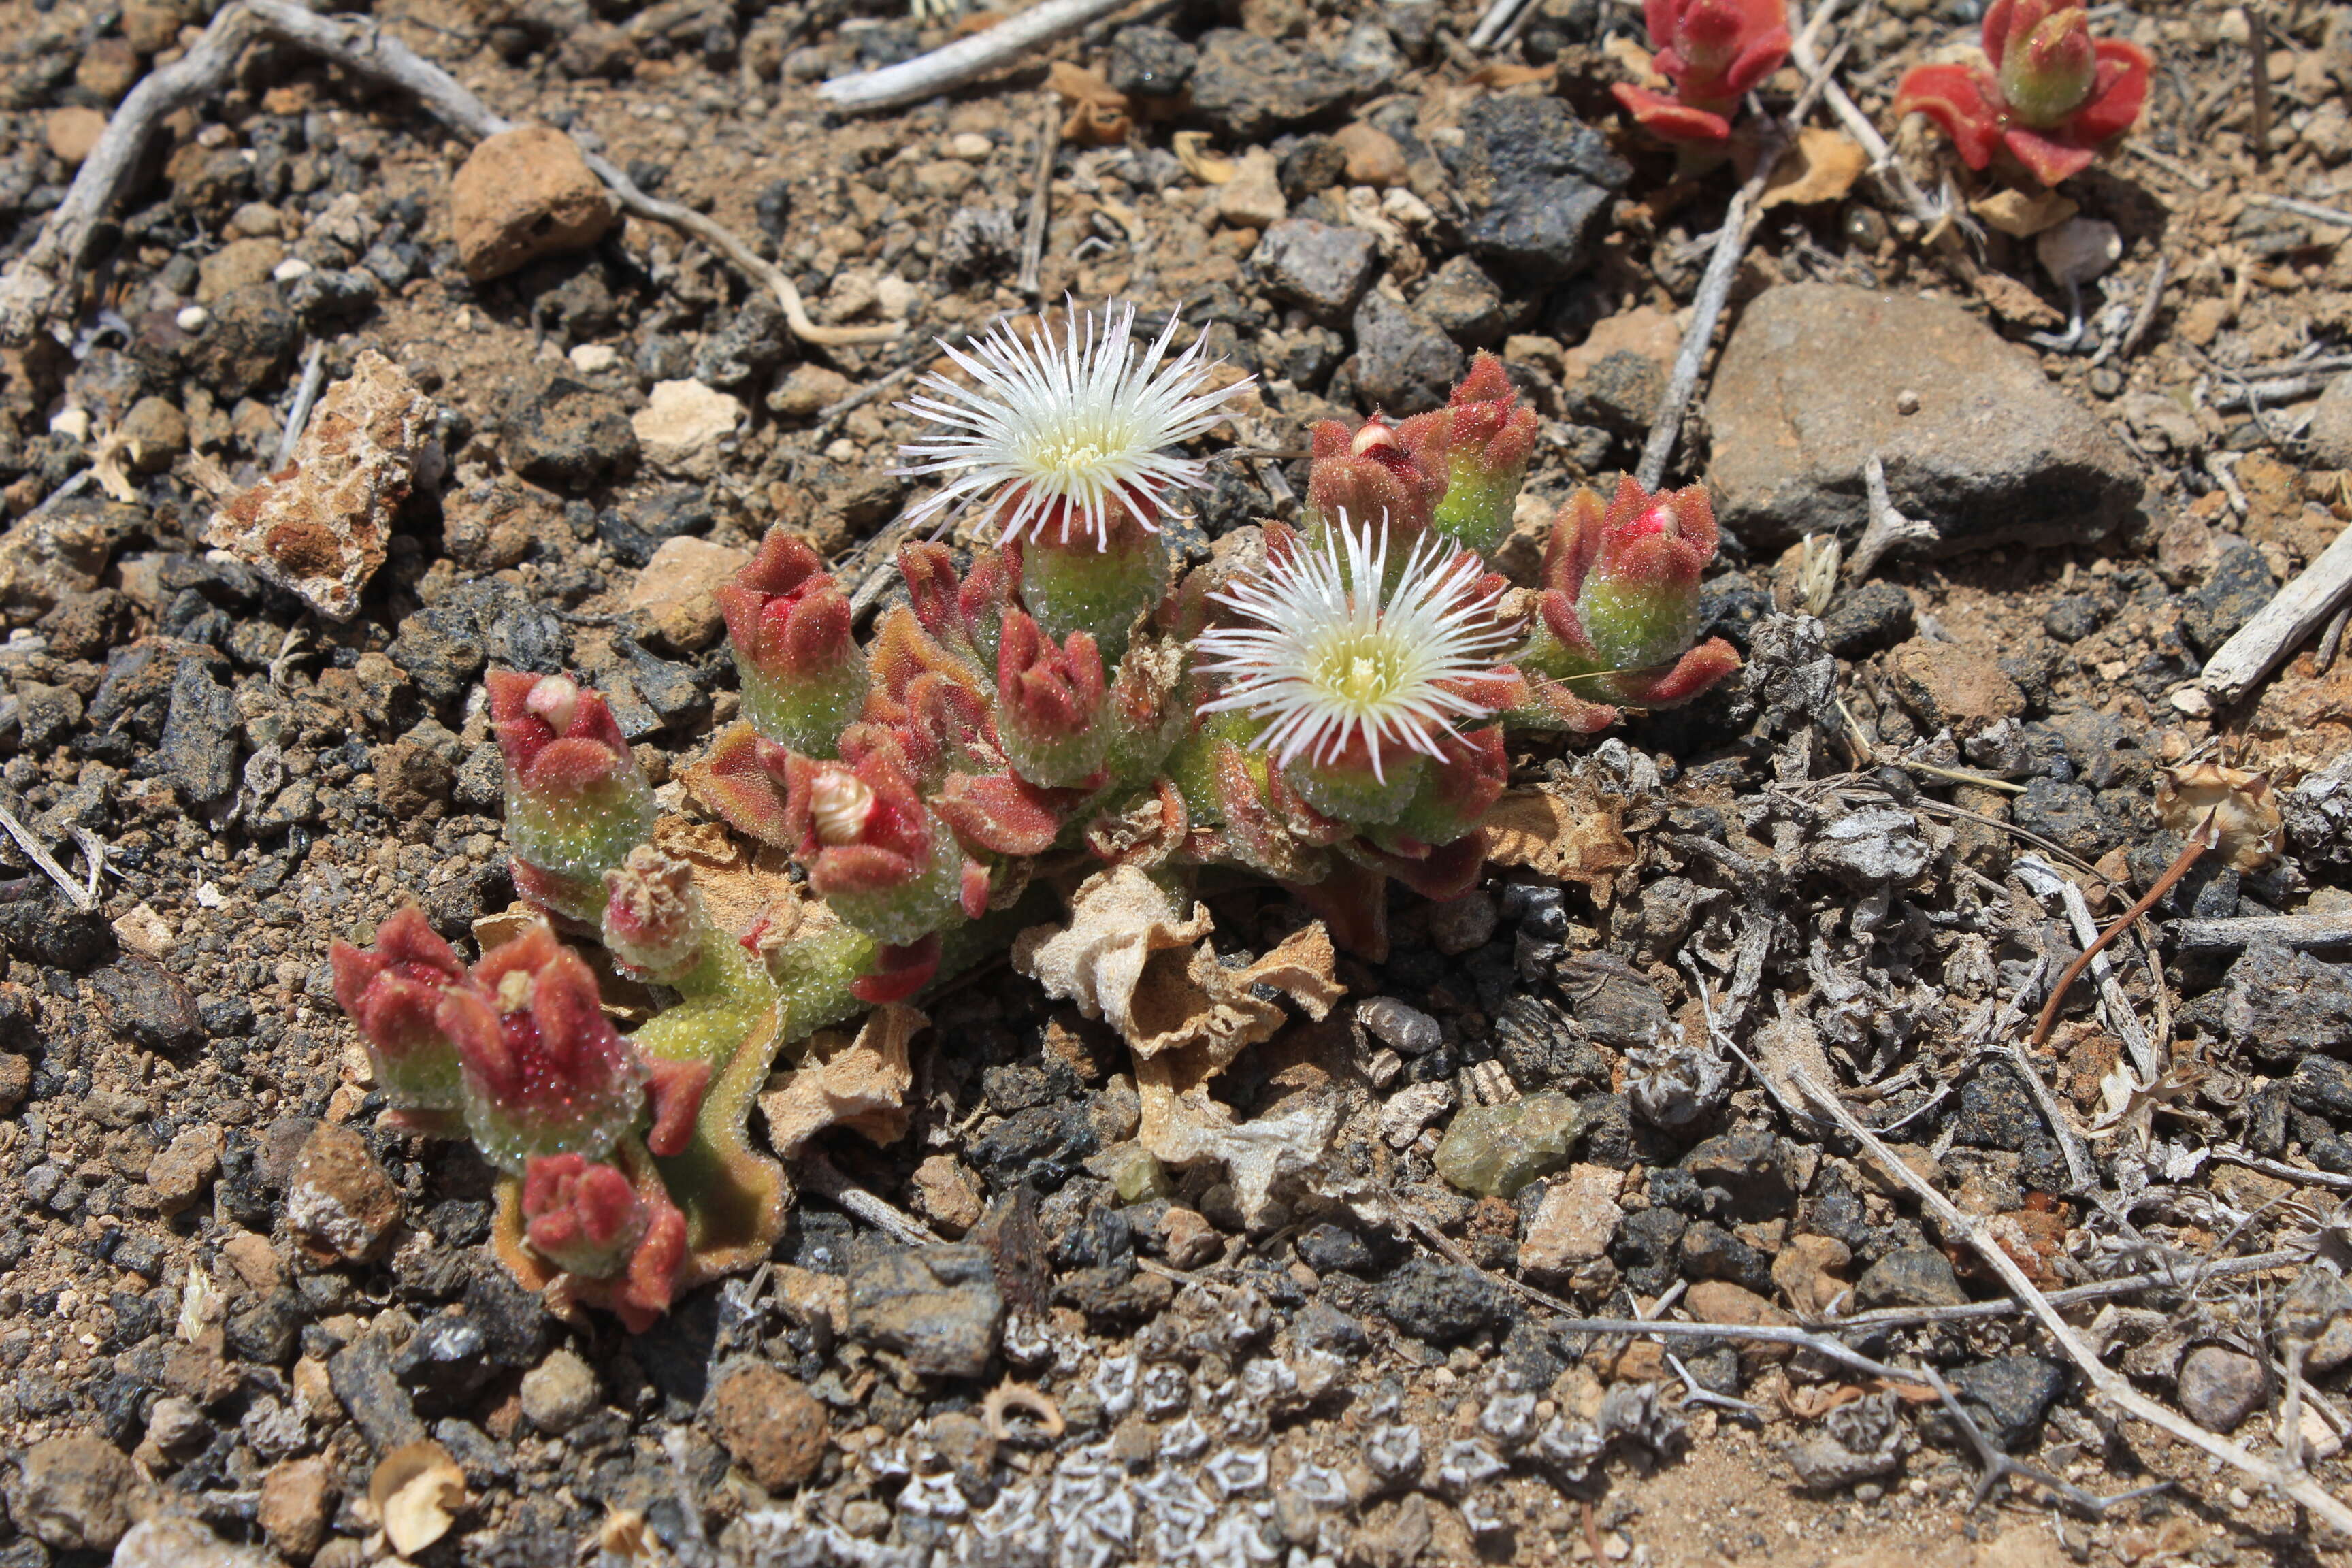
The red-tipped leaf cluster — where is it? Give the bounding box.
[1612,0,1792,144]
[1893,0,2150,186]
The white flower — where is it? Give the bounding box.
[896,301,1251,549]
[1194,517,1518,779]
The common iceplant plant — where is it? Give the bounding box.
[333,303,1742,1328]
[1612,0,1792,148]
[1891,0,2151,186]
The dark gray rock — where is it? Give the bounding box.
[1705,284,2142,552]
[91,957,202,1051]
[1352,293,1465,415]
[847,1244,1004,1379]
[225,1288,305,1364]
[2010,776,2112,859]
[1105,24,1195,97]
[159,657,238,805]
[2221,943,2352,1063]
[285,267,380,328]
[1276,136,1348,203]
[2042,594,2104,643]
[1417,255,1509,345]
[329,1332,427,1452]
[2291,1056,2352,1119]
[1185,30,1354,141]
[2176,1345,2267,1432]
[2180,540,2278,655]
[1612,1207,1686,1296]
[1682,1132,1797,1220]
[1296,1222,1381,1275]
[185,284,297,398]
[1678,1221,1771,1293]
[1953,1062,2044,1151]
[1821,581,1916,658]
[1254,219,1379,325]
[501,372,638,493]
[1379,1257,1509,1343]
[1942,1355,2065,1450]
[1454,95,1628,282]
[1855,1247,1967,1309]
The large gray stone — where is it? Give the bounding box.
[1704,284,2142,552]
[2310,372,2352,468]
[846,1243,1004,1379]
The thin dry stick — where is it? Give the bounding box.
[2029,816,2215,1052]
[1848,453,1939,579]
[2245,193,2352,229]
[1795,1069,2352,1537]
[798,1153,942,1246]
[1783,6,1941,226]
[0,797,99,913]
[2249,4,2272,165]
[2170,909,2352,951]
[275,341,328,471]
[1634,186,1752,491]
[816,0,1134,114]
[1016,95,1061,299]
[1819,1248,2307,1333]
[2198,519,2352,705]
[2114,255,2170,363]
[240,0,896,348]
[0,3,259,338]
[2317,602,2350,676]
[1997,1036,2096,1192]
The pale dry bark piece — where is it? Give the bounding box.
[368,1441,466,1558]
[760,1004,923,1154]
[1014,866,1343,1060]
[203,350,438,621]
[1481,782,1638,896]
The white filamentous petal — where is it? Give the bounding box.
[1194,515,1517,780]
[894,300,1253,550]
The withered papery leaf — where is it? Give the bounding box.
[760,1004,924,1154]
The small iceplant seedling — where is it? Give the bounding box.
[333,304,1742,1329]
[1892,0,2151,187]
[1612,0,1793,148]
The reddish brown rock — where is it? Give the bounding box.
[709,1365,828,1492]
[286,1122,405,1263]
[451,125,618,282]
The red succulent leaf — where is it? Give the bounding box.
[2001,126,2100,185]
[1305,415,1444,540]
[852,934,941,1004]
[1612,82,1735,143]
[2071,37,2151,142]
[1605,636,1745,707]
[781,748,941,900]
[998,608,1107,742]
[643,1057,711,1158]
[489,671,634,798]
[331,906,465,1060]
[933,770,1068,857]
[1892,63,2002,169]
[716,529,856,682]
[694,723,796,846]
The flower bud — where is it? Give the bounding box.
[997,608,1111,788]
[900,542,1012,674]
[717,528,868,758]
[1305,416,1443,552]
[1409,354,1538,557]
[519,1152,688,1332]
[1993,0,2097,126]
[330,906,467,1117]
[1525,477,1741,709]
[781,749,967,947]
[435,924,649,1170]
[602,845,707,984]
[1612,0,1791,143]
[489,670,655,925]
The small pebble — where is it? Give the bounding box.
[176,304,209,331]
[1357,997,1440,1055]
[1895,389,1921,415]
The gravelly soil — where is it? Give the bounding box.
[1,0,2351,1563]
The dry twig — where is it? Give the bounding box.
[798,1153,942,1246]
[1795,1071,2352,1536]
[276,341,329,472]
[1848,454,1940,579]
[2170,909,2352,952]
[1016,94,1062,300]
[815,0,1134,114]
[2196,520,2352,706]
[0,796,99,913]
[2,0,894,348]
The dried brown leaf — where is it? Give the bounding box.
[1758,127,1867,212]
[1172,130,1236,184]
[2157,761,2281,871]
[1969,186,2078,240]
[760,1004,923,1154]
[1049,61,1130,145]
[370,1440,466,1558]
[1482,782,1637,896]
